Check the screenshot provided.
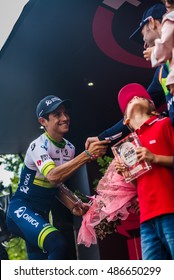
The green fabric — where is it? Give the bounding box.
[45,132,66,148]
[38,225,58,249]
[159,61,170,96]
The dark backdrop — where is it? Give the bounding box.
[0,0,159,154]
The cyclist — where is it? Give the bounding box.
[6,95,109,259]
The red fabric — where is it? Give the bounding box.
[118,83,151,113]
[136,116,174,223]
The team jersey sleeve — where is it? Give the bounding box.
[147,65,166,110]
[26,141,56,177]
[98,119,130,140]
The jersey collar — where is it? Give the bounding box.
[44,132,66,148]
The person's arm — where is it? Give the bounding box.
[46,140,109,185]
[98,118,130,140]
[136,147,173,168]
[147,64,167,112]
[152,154,173,167]
[85,119,130,149]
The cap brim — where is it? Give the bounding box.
[60,99,72,109]
[129,25,144,44]
[129,18,149,45]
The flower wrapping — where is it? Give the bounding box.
[77,159,137,247]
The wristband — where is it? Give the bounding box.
[85,150,98,160]
[85,149,93,159]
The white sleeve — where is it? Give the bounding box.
[25,141,56,177]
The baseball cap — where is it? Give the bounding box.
[129,3,166,43]
[118,83,152,113]
[36,95,72,118]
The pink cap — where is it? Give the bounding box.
[118,83,152,113]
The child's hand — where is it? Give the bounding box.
[129,197,140,215]
[136,147,154,163]
[115,160,126,175]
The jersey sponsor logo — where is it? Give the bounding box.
[20,173,31,194]
[41,139,49,151]
[51,158,60,161]
[63,158,71,162]
[20,185,29,194]
[37,160,42,166]
[167,95,174,110]
[63,156,71,160]
[63,149,71,158]
[31,143,36,151]
[14,206,26,218]
[40,154,51,162]
[149,140,156,144]
[67,142,75,149]
[14,206,39,228]
[24,173,31,185]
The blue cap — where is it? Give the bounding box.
[129,3,166,43]
[36,95,72,118]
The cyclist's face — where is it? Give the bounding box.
[41,105,70,136]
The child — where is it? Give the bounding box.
[116,83,174,260]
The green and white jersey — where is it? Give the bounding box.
[12,132,75,213]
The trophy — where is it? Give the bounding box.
[111,132,152,183]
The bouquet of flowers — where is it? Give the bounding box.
[77,159,138,247]
[94,218,121,240]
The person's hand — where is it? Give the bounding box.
[168,84,174,95]
[143,47,152,61]
[85,136,99,150]
[136,147,154,163]
[71,202,89,216]
[115,159,126,175]
[129,197,140,216]
[87,140,110,159]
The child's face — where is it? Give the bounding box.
[124,96,152,120]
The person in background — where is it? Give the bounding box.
[143,1,174,95]
[85,3,174,148]
[6,95,109,260]
[115,83,174,260]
